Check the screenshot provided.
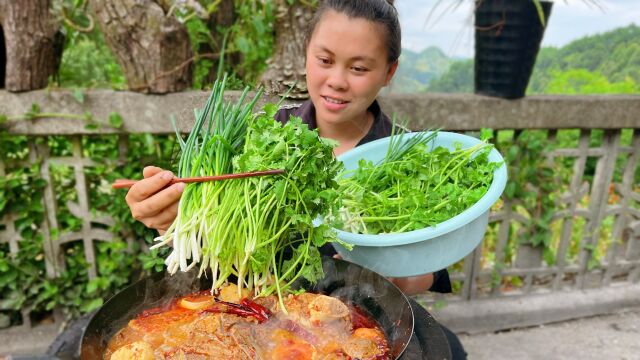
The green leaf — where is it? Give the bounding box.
[108,112,124,129]
[86,279,99,294]
[263,103,278,118]
[80,298,104,313]
[480,128,494,141]
[72,88,85,104]
[432,299,448,310]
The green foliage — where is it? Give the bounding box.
[53,0,126,89]
[185,18,218,89]
[229,0,276,83]
[426,59,473,93]
[390,47,453,93]
[57,37,127,89]
[166,0,276,89]
[529,24,640,93]
[51,0,276,89]
[542,69,638,94]
[425,25,640,95]
[0,126,178,325]
[496,130,556,247]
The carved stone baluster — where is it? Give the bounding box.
[0,159,21,255]
[576,130,621,289]
[35,138,65,278]
[459,244,483,301]
[490,207,512,295]
[629,221,640,283]
[603,130,640,286]
[552,130,590,290]
[625,129,640,283]
[69,136,98,279]
[118,134,136,252]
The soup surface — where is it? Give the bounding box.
[105,285,390,359]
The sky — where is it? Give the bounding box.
[397,0,640,58]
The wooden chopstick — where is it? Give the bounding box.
[112,169,285,189]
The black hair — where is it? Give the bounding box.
[305,0,401,64]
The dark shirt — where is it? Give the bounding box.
[274,99,452,294]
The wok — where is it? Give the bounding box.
[80,257,415,359]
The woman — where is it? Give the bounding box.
[126,1,466,357]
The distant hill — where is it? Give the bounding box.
[528,24,640,93]
[385,46,455,94]
[424,24,640,94]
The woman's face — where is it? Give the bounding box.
[306,10,398,128]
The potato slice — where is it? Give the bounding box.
[178,293,214,310]
[218,283,251,303]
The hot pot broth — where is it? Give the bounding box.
[105,284,389,359]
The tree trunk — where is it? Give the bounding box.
[1,22,5,89]
[0,0,60,92]
[260,0,314,99]
[89,0,193,94]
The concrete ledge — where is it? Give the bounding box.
[1,90,639,135]
[429,283,640,334]
[0,323,59,356]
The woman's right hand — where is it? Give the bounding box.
[125,166,185,232]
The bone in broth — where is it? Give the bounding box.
[105,285,390,359]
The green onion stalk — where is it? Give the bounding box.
[150,76,261,274]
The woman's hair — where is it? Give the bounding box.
[305,0,401,64]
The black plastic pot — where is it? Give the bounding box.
[475,0,553,99]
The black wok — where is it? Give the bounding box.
[81,257,415,359]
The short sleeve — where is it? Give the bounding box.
[429,269,452,293]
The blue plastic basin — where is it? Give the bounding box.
[331,131,507,277]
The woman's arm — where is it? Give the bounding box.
[389,273,434,296]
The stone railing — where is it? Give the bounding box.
[1,90,639,336]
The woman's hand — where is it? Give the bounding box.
[125,166,184,233]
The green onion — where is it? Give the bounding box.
[151,79,344,307]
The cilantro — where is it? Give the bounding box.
[333,132,501,234]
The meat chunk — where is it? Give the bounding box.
[308,295,350,326]
[110,341,154,360]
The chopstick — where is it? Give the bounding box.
[112,169,285,189]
